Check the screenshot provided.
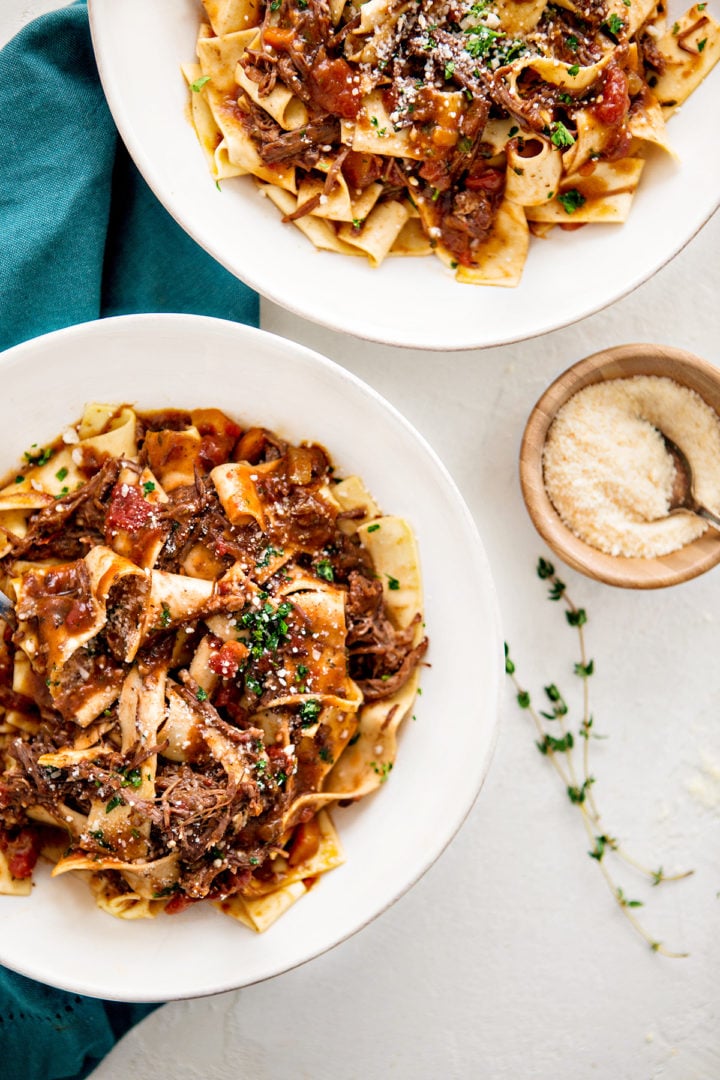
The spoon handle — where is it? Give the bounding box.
[0,592,14,622]
[696,505,720,532]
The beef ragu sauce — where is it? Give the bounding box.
[0,407,427,914]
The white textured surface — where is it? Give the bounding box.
[4,2,720,1077]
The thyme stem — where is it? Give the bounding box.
[505,557,693,957]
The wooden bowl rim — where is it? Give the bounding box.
[519,343,720,589]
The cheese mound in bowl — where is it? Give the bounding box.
[543,375,720,558]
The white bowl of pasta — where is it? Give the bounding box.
[0,314,501,1000]
[87,0,720,350]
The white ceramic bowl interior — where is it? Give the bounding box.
[0,314,501,1000]
[88,0,720,350]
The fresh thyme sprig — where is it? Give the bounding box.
[505,557,693,958]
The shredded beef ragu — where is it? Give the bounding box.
[0,407,427,914]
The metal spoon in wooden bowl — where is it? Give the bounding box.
[661,432,720,530]
[0,592,14,627]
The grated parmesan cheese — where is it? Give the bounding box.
[543,376,720,558]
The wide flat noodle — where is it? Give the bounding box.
[526,159,645,224]
[652,5,720,113]
[0,403,427,933]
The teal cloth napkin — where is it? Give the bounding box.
[0,2,258,351]
[0,3,258,1078]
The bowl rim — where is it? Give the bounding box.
[0,313,503,1000]
[519,342,720,589]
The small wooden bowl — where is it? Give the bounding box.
[519,343,720,589]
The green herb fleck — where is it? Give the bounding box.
[367,523,381,532]
[190,75,210,92]
[537,732,574,754]
[121,767,142,789]
[386,575,400,591]
[567,778,595,804]
[318,747,334,763]
[568,63,580,76]
[105,794,123,814]
[550,121,576,148]
[196,687,209,702]
[299,699,321,726]
[315,558,335,582]
[557,188,586,214]
[603,13,625,35]
[616,887,643,908]
[256,545,284,569]
[55,466,69,482]
[142,480,156,496]
[88,829,112,850]
[24,447,52,467]
[370,761,393,782]
[698,37,708,51]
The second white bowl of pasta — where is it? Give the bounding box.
[0,314,501,1000]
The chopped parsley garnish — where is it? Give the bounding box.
[315,559,335,582]
[196,687,209,702]
[602,13,625,36]
[352,217,365,229]
[444,61,455,79]
[508,125,519,137]
[318,747,333,763]
[566,34,579,50]
[245,675,263,696]
[14,475,23,484]
[558,92,574,105]
[567,63,580,76]
[88,829,112,850]
[464,25,503,57]
[105,794,123,814]
[458,136,473,153]
[239,599,292,658]
[255,545,284,568]
[121,767,142,789]
[672,20,680,33]
[142,480,156,495]
[249,856,260,865]
[367,523,381,532]
[370,761,393,782]
[24,447,52,466]
[556,188,586,214]
[296,663,308,678]
[348,731,361,746]
[550,121,575,148]
[55,466,69,482]
[698,37,707,51]
[298,699,321,726]
[190,75,210,92]
[158,603,172,629]
[386,575,401,591]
